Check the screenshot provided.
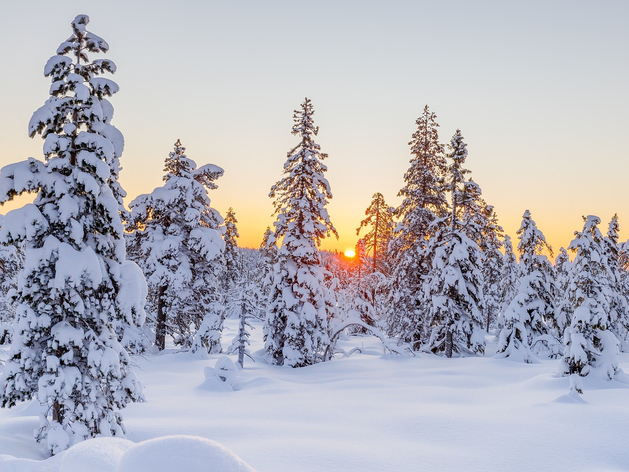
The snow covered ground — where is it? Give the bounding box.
[1,318,629,471]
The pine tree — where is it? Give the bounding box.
[387,105,447,348]
[555,247,573,334]
[127,140,225,352]
[499,234,520,323]
[603,214,629,345]
[477,205,504,332]
[0,15,144,454]
[226,267,258,368]
[561,215,620,384]
[264,98,338,367]
[510,210,558,356]
[424,129,485,357]
[222,208,240,292]
[0,229,20,345]
[356,192,395,273]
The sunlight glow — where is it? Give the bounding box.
[344,249,356,258]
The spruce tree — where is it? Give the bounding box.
[0,15,144,454]
[356,192,395,273]
[499,234,520,323]
[499,211,558,359]
[264,98,337,367]
[127,140,225,352]
[603,214,629,345]
[0,221,20,345]
[555,247,573,335]
[424,129,485,357]
[387,106,447,348]
[222,207,240,292]
[561,215,620,383]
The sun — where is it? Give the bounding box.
[344,249,356,258]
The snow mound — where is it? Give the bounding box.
[60,437,133,472]
[116,436,255,472]
[199,356,237,391]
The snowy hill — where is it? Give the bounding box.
[1,318,629,471]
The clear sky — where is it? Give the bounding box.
[0,1,627,255]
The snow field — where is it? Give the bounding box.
[2,318,629,471]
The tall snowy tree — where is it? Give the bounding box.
[0,15,144,454]
[356,192,395,273]
[561,215,620,385]
[499,234,519,323]
[264,98,338,368]
[222,207,240,292]
[127,140,225,352]
[0,234,20,345]
[424,129,485,357]
[498,210,558,359]
[387,105,447,348]
[554,247,573,334]
[603,214,629,345]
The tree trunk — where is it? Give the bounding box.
[52,400,63,423]
[155,285,167,351]
[445,329,453,358]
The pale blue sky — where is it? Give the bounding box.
[0,1,627,252]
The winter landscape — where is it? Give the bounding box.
[1,3,629,472]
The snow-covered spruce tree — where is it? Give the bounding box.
[222,207,240,292]
[561,215,621,383]
[554,247,573,335]
[127,140,225,352]
[226,271,259,368]
[0,15,145,455]
[477,205,504,332]
[424,129,485,357]
[603,214,629,346]
[264,98,338,367]
[356,192,395,273]
[387,105,447,349]
[499,234,519,325]
[255,227,278,318]
[0,217,20,345]
[501,210,558,357]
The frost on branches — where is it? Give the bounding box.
[0,15,144,455]
[264,98,338,368]
[127,140,225,353]
[560,215,621,385]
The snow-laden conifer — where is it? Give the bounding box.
[555,247,573,334]
[127,140,225,352]
[226,267,259,368]
[222,208,240,292]
[499,234,519,325]
[0,15,144,454]
[424,129,485,357]
[500,210,558,358]
[264,98,338,367]
[603,215,629,346]
[356,192,395,273]
[561,215,621,383]
[387,106,447,348]
[0,216,20,344]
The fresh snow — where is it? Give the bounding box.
[2,318,629,471]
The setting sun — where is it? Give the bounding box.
[344,249,356,258]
